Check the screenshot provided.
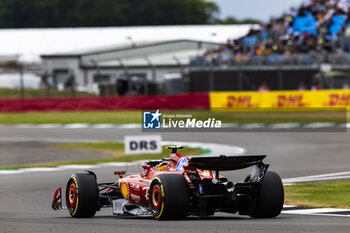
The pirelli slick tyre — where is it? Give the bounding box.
[149,174,190,220]
[249,171,284,218]
[66,173,99,218]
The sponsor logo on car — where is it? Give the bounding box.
[130,193,141,203]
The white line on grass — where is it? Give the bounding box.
[283,171,350,184]
[282,208,350,217]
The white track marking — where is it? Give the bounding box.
[37,124,63,128]
[221,123,239,128]
[12,124,35,128]
[284,208,350,214]
[303,122,336,128]
[240,123,265,129]
[269,123,300,129]
[283,205,297,208]
[89,124,116,129]
[283,171,350,184]
[282,208,350,217]
[64,123,91,128]
[0,140,245,175]
[117,124,141,129]
[338,123,350,128]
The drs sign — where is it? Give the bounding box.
[124,135,162,155]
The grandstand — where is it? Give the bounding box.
[0,25,251,95]
[190,0,350,92]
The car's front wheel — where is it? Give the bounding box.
[66,173,99,218]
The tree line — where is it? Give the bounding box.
[0,0,260,28]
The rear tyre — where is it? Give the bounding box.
[66,173,99,218]
[249,171,284,218]
[149,174,189,220]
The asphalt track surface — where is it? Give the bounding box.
[1,128,350,233]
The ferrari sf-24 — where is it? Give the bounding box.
[52,146,284,220]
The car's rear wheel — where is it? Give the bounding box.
[149,174,189,220]
[66,173,99,218]
[249,171,284,218]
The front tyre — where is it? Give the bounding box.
[66,173,99,218]
[249,171,284,218]
[149,174,189,220]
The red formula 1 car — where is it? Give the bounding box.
[52,146,284,220]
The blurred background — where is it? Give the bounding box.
[2,2,350,232]
[2,0,348,98]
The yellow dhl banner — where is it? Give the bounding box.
[210,90,350,110]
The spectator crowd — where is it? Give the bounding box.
[197,0,350,65]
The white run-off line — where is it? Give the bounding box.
[283,171,350,184]
[282,205,350,217]
[0,140,245,175]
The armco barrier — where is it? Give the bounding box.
[0,93,209,112]
[210,90,350,109]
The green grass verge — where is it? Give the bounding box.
[0,88,96,98]
[0,109,346,125]
[0,111,141,124]
[284,181,350,209]
[0,142,209,170]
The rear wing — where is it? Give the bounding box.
[188,155,266,171]
[184,155,269,197]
